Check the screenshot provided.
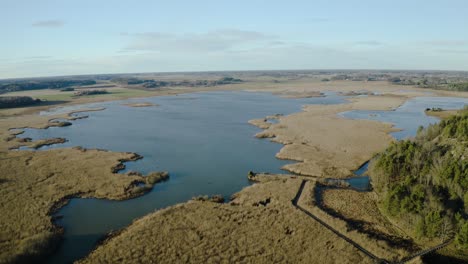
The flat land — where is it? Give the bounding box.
[0,148,159,263]
[252,95,406,178]
[79,178,373,264]
[0,74,466,263]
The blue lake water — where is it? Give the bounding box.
[17,92,467,263]
[340,96,467,191]
[340,96,468,140]
[19,91,346,263]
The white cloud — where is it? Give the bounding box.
[32,20,65,28]
[2,30,468,78]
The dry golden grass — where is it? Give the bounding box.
[122,102,158,107]
[322,189,405,239]
[80,178,373,264]
[0,148,162,263]
[1,78,464,263]
[300,181,411,261]
[251,95,406,178]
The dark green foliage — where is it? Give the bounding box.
[215,77,243,84]
[74,89,108,96]
[456,221,468,249]
[0,96,41,108]
[371,108,468,245]
[111,77,243,88]
[389,78,468,91]
[448,83,468,92]
[424,211,443,238]
[0,80,96,94]
[59,87,74,92]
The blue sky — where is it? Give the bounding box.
[1,0,468,78]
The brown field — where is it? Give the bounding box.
[79,178,373,264]
[321,189,407,241]
[0,148,163,263]
[122,102,158,107]
[251,95,407,178]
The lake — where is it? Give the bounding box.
[18,92,467,263]
[19,91,346,263]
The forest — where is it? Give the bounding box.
[0,96,41,108]
[0,80,96,94]
[370,107,468,249]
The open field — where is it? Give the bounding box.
[0,87,160,105]
[79,178,373,264]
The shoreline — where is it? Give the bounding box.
[4,107,106,151]
[79,88,467,262]
[249,94,409,178]
[1,80,466,263]
[79,91,420,263]
[0,148,168,263]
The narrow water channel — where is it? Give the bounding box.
[340,96,467,190]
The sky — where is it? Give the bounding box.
[1,0,468,79]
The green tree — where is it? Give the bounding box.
[424,211,443,238]
[456,221,468,249]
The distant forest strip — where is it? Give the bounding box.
[0,80,97,94]
[389,78,468,92]
[0,76,244,94]
[447,83,468,92]
[370,107,468,249]
[74,89,109,96]
[111,76,243,88]
[0,96,41,108]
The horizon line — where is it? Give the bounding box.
[2,68,468,81]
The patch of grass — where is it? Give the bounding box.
[35,92,75,101]
[0,149,163,263]
[108,88,153,98]
[33,88,152,101]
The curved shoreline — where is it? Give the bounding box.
[1,82,466,262]
[248,94,408,178]
[0,106,170,263]
[78,93,425,263]
[3,107,106,151]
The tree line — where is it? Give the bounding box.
[370,106,468,249]
[0,96,41,108]
[0,80,96,94]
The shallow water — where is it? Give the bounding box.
[346,162,371,190]
[340,96,468,140]
[341,96,467,190]
[19,91,346,263]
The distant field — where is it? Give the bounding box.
[0,87,154,102]
[107,88,155,98]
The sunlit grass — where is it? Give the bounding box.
[109,88,152,98]
[34,88,152,101]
